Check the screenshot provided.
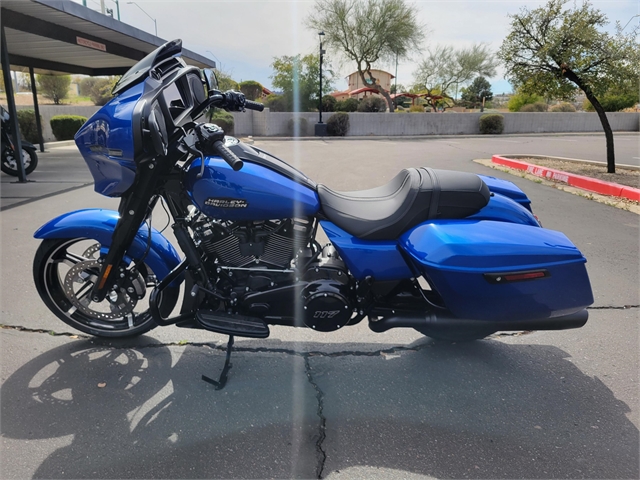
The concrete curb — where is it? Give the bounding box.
[250,132,640,142]
[496,154,640,171]
[43,140,76,149]
[492,155,640,202]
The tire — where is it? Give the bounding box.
[33,238,180,338]
[1,147,38,176]
[415,327,495,342]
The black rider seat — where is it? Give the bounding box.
[317,168,490,240]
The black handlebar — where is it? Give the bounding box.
[213,140,243,171]
[244,100,265,112]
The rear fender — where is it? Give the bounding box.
[34,209,181,281]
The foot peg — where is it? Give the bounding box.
[196,309,269,338]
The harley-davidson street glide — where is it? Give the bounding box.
[32,40,593,385]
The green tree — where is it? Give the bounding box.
[307,0,425,112]
[270,54,334,112]
[216,70,239,91]
[414,44,498,111]
[36,74,71,104]
[498,0,639,173]
[390,83,406,94]
[460,76,493,109]
[238,80,263,101]
[507,91,545,112]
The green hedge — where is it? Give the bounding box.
[357,96,387,112]
[17,109,42,143]
[50,115,87,141]
[327,113,349,136]
[550,102,577,112]
[335,98,358,112]
[479,114,504,134]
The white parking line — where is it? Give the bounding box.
[492,139,522,143]
[633,157,640,160]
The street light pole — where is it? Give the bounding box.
[314,32,327,136]
[127,2,157,36]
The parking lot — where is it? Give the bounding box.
[1,134,638,479]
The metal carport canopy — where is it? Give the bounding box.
[1,0,216,75]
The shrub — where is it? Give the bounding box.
[357,96,387,112]
[409,104,424,113]
[238,80,263,101]
[209,109,234,135]
[287,117,308,137]
[519,102,548,112]
[50,115,87,140]
[507,92,544,112]
[326,113,349,136]
[37,74,71,104]
[17,109,42,143]
[335,98,359,112]
[550,102,577,112]
[583,93,639,112]
[479,114,504,134]
[321,95,337,112]
[89,77,119,106]
[263,94,287,112]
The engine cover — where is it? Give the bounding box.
[302,245,352,331]
[301,281,351,331]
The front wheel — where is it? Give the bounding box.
[2,147,38,176]
[33,238,179,338]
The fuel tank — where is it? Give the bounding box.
[185,155,320,221]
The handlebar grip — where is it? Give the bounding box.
[213,140,243,171]
[244,100,265,112]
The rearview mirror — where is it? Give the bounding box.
[202,68,218,95]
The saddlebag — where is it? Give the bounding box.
[400,220,593,322]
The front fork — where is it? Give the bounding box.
[91,160,162,302]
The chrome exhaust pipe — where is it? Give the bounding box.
[368,309,588,333]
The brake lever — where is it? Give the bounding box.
[182,132,206,178]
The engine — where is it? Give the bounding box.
[193,217,312,269]
[191,216,355,331]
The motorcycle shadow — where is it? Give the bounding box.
[0,335,637,479]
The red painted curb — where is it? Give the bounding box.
[492,155,640,202]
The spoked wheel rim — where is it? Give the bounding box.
[3,148,32,170]
[38,238,164,335]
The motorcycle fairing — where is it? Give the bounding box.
[400,220,594,321]
[34,209,182,280]
[74,83,144,197]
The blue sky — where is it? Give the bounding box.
[77,0,638,95]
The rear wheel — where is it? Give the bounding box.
[415,327,495,342]
[33,238,179,338]
[2,147,38,176]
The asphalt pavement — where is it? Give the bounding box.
[1,133,638,479]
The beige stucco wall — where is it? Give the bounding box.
[347,70,393,98]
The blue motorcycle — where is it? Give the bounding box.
[32,40,593,361]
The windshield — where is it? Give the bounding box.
[112,39,183,95]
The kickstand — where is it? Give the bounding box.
[202,335,234,390]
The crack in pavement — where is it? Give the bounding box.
[588,305,639,310]
[304,356,327,479]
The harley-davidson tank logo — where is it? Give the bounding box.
[205,198,248,208]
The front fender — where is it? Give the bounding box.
[34,209,181,280]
